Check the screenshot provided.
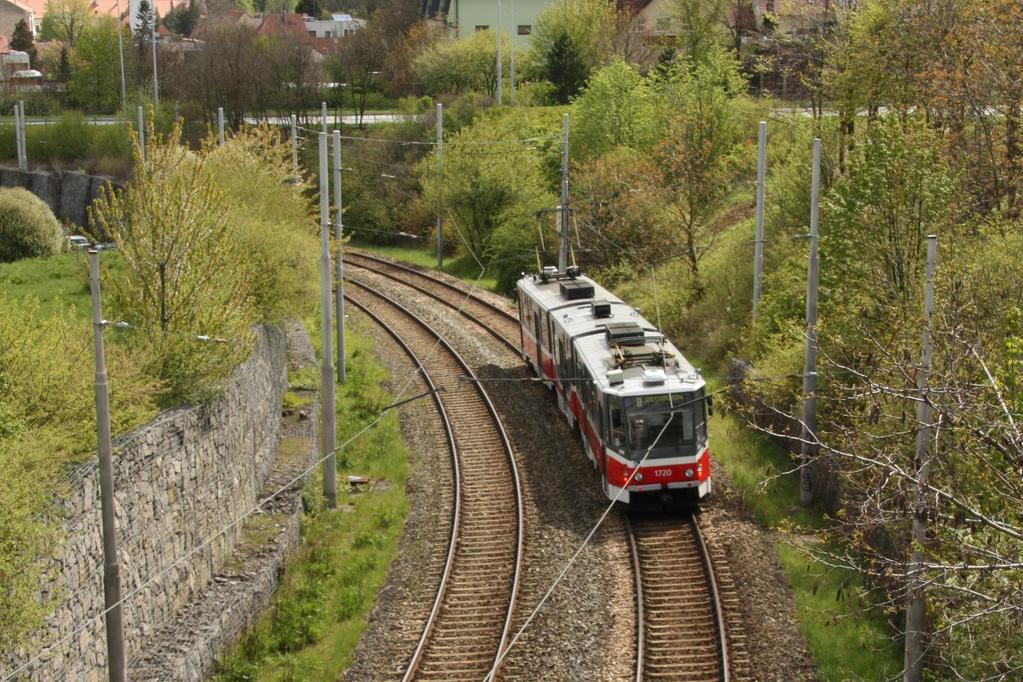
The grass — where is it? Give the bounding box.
[214,329,409,680]
[706,373,901,680]
[0,252,93,318]
[349,240,500,292]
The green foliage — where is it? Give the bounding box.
[530,0,619,94]
[214,331,408,680]
[419,109,557,290]
[545,33,589,104]
[413,30,520,98]
[571,59,661,160]
[10,19,36,64]
[69,19,134,113]
[162,0,199,36]
[40,0,90,46]
[0,112,133,171]
[0,188,63,263]
[89,118,255,403]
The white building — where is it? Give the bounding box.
[303,13,365,39]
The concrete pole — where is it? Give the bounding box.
[151,25,159,106]
[752,121,766,318]
[174,100,179,121]
[799,138,821,508]
[137,106,145,162]
[559,113,569,273]
[496,0,502,105]
[13,105,23,171]
[318,133,337,508]
[435,102,444,268]
[321,101,328,134]
[115,0,127,112]
[217,107,225,145]
[88,251,126,682]
[332,130,346,385]
[290,114,299,180]
[19,101,26,169]
[509,0,515,104]
[905,235,937,682]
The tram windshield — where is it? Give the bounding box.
[620,391,706,460]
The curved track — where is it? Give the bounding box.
[345,279,524,682]
[345,250,520,352]
[627,514,730,682]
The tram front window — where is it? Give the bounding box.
[624,392,705,460]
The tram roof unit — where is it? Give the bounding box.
[518,271,703,397]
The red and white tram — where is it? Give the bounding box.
[517,266,712,506]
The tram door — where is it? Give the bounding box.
[533,312,543,371]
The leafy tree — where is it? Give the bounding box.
[57,44,72,82]
[571,59,660,160]
[530,0,618,76]
[69,19,133,112]
[10,19,36,65]
[163,0,199,36]
[40,0,90,46]
[330,23,387,123]
[381,20,444,97]
[88,118,255,402]
[412,30,516,99]
[672,0,727,65]
[0,189,63,262]
[545,33,588,104]
[295,0,321,16]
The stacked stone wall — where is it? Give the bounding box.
[1,325,288,680]
[0,167,123,228]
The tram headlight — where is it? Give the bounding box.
[633,472,644,482]
[685,468,694,479]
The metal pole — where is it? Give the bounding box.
[174,100,179,121]
[318,133,337,508]
[217,107,225,145]
[151,25,159,106]
[496,0,502,105]
[19,101,26,169]
[290,114,299,180]
[321,101,328,134]
[905,235,937,682]
[13,105,23,170]
[559,113,569,272]
[115,0,127,111]
[435,102,444,268]
[333,130,346,385]
[753,120,766,317]
[799,138,821,508]
[88,250,126,682]
[509,0,515,105]
[137,106,145,161]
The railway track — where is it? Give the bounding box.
[627,513,732,682]
[345,250,521,352]
[344,278,524,682]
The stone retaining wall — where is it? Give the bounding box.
[1,325,288,681]
[0,167,123,228]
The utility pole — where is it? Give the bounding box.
[88,250,126,682]
[151,24,159,106]
[332,130,346,385]
[905,235,937,682]
[137,106,145,162]
[115,0,127,112]
[509,0,515,104]
[496,0,502,105]
[435,102,444,268]
[18,101,27,170]
[290,114,299,180]
[799,138,821,508]
[752,120,766,318]
[13,104,23,171]
[318,133,337,508]
[559,113,569,273]
[321,101,328,134]
[217,107,225,145]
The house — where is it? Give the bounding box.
[425,0,550,39]
[304,12,365,39]
[19,0,179,34]
[0,0,35,42]
[222,11,336,57]
[0,35,30,78]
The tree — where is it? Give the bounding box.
[69,19,133,112]
[571,59,660,159]
[330,24,387,124]
[10,19,36,66]
[672,0,727,65]
[88,118,254,402]
[295,0,321,16]
[40,0,89,46]
[163,0,199,36]
[545,33,588,103]
[530,0,619,75]
[412,30,515,99]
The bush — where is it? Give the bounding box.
[0,188,63,263]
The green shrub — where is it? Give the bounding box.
[0,187,63,263]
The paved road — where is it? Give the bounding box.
[12,112,404,126]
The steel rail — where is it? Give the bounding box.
[627,513,730,681]
[345,278,524,681]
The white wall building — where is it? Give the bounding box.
[304,13,365,39]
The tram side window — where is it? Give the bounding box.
[540,311,549,349]
[607,395,625,450]
[696,388,708,445]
